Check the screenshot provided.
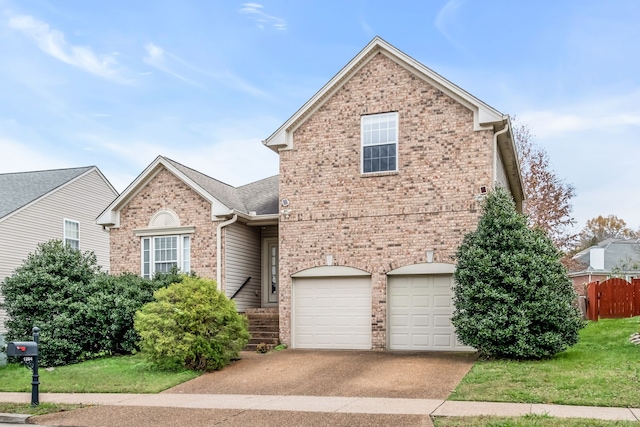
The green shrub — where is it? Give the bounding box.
[86,273,168,355]
[2,241,101,366]
[134,276,249,371]
[451,187,584,359]
[1,241,184,366]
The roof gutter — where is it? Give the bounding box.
[216,214,238,291]
[492,121,510,186]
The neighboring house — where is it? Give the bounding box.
[99,37,524,352]
[569,238,640,295]
[0,166,118,334]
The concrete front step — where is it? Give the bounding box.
[244,307,280,351]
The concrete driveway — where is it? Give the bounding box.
[164,349,477,399]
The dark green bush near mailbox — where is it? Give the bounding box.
[451,187,584,359]
[1,240,184,366]
[134,276,250,371]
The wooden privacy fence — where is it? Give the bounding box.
[586,278,640,321]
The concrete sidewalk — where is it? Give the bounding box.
[0,392,639,424]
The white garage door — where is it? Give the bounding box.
[389,275,471,351]
[293,276,371,349]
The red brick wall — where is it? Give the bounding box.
[278,52,494,348]
[109,168,217,280]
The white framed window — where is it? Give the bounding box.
[141,235,191,279]
[64,219,80,250]
[361,112,398,174]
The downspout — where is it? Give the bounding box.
[216,214,238,291]
[492,121,510,186]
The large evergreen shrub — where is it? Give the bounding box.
[1,240,180,366]
[2,240,101,366]
[134,276,250,371]
[451,187,584,359]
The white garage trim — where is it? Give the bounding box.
[387,262,456,275]
[292,265,370,277]
[388,274,473,351]
[292,276,371,349]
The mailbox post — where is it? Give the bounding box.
[6,327,40,406]
[31,327,40,407]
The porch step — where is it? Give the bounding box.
[244,308,279,352]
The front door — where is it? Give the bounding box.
[263,238,279,306]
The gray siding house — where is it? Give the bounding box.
[0,166,118,333]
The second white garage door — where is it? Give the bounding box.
[293,276,371,349]
[389,274,471,351]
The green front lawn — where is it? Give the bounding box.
[0,402,86,416]
[451,317,640,407]
[0,354,200,393]
[434,415,639,427]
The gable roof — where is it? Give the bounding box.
[97,156,279,227]
[264,36,507,152]
[570,238,640,275]
[0,166,96,220]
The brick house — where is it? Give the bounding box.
[98,37,524,351]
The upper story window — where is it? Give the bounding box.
[141,235,191,279]
[361,112,398,174]
[64,219,80,250]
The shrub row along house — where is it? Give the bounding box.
[97,37,524,351]
[0,167,117,334]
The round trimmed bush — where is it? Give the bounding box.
[134,276,250,371]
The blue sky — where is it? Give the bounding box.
[1,0,639,231]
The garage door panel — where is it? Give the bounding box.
[411,334,430,347]
[391,314,409,327]
[433,315,451,327]
[433,295,452,307]
[412,295,430,308]
[389,275,473,351]
[293,277,371,350]
[412,314,430,327]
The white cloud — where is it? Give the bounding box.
[239,3,287,31]
[8,14,127,83]
[143,42,201,86]
[143,42,268,97]
[519,90,640,139]
[434,0,468,53]
[517,90,640,230]
[0,137,72,172]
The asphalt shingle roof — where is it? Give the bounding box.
[162,157,279,215]
[571,238,640,273]
[0,166,93,219]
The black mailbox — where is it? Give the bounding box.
[7,341,38,357]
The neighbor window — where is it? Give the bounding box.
[141,235,191,279]
[64,219,80,250]
[361,112,398,173]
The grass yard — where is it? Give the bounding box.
[0,354,200,393]
[450,317,640,407]
[0,402,86,416]
[433,415,639,427]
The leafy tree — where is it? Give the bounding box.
[513,120,576,250]
[451,187,584,359]
[577,214,638,250]
[134,276,249,371]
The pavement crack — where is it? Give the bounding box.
[431,399,446,415]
